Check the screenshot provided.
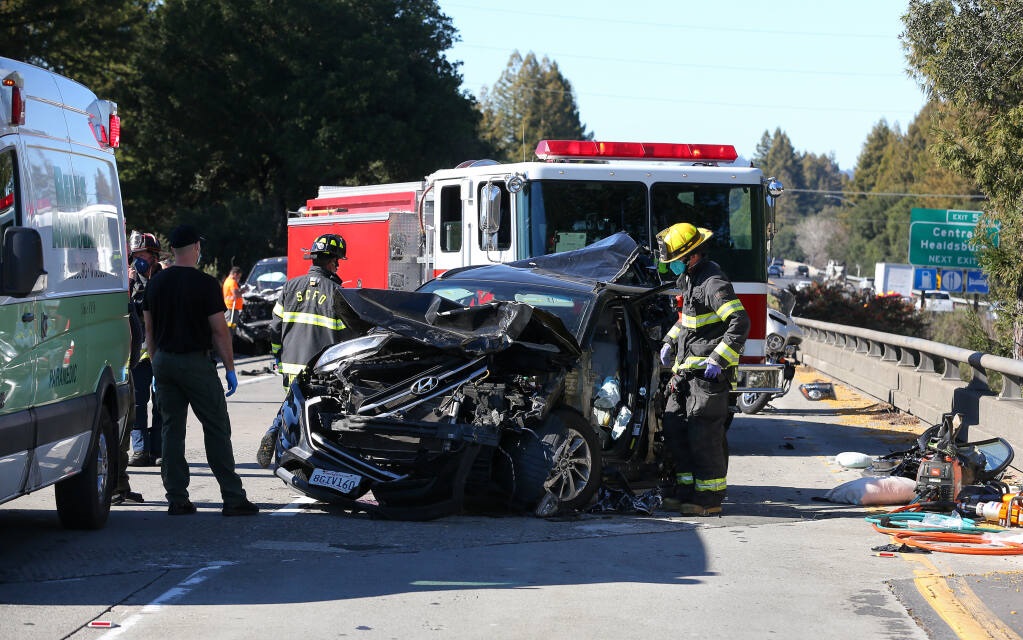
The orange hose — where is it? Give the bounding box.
[890,530,1023,555]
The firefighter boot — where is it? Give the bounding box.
[680,503,723,517]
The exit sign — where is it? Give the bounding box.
[908,208,998,268]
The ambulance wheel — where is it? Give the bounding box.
[509,408,602,513]
[55,408,115,529]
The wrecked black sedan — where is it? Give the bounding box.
[266,234,675,519]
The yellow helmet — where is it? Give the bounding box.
[656,223,713,263]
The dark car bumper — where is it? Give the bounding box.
[272,382,503,519]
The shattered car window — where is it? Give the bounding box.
[420,281,593,337]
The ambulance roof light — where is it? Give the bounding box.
[534,140,738,163]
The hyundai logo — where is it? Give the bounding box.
[411,376,440,395]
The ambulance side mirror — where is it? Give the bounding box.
[0,227,46,297]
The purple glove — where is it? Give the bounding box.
[702,359,722,380]
[659,343,674,367]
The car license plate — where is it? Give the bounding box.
[308,468,361,494]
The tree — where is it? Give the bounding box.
[121,0,486,273]
[0,0,151,98]
[479,51,590,163]
[796,215,841,268]
[903,0,1023,357]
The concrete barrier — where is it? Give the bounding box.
[798,319,1023,456]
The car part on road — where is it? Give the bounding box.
[799,382,835,401]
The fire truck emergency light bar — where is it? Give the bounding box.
[535,140,738,163]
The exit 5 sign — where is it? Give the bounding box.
[908,208,998,268]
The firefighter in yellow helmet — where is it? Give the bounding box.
[656,223,749,516]
[258,233,360,468]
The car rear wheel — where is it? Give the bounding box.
[55,408,115,529]
[509,408,602,513]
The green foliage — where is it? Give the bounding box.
[0,0,151,98]
[903,0,1023,357]
[118,0,486,274]
[792,283,926,336]
[753,129,846,262]
[479,51,591,163]
[925,308,1009,356]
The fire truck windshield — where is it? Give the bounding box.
[518,180,766,283]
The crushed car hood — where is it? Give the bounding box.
[506,232,646,285]
[337,288,581,359]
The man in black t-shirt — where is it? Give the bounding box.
[143,224,258,517]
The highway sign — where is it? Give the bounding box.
[908,208,998,268]
[965,270,990,294]
[940,269,963,292]
[913,267,938,290]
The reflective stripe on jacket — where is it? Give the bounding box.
[662,258,749,373]
[269,266,358,375]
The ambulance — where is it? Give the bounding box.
[289,140,783,370]
[0,57,131,528]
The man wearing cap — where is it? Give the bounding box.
[656,222,749,517]
[143,224,258,516]
[257,233,359,468]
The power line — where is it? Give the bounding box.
[443,3,896,40]
[788,188,988,200]
[456,42,905,79]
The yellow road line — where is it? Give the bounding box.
[904,553,1022,640]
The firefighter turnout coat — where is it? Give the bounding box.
[269,266,359,376]
[663,258,749,375]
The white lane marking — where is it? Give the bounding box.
[270,496,318,516]
[97,562,234,638]
[238,374,276,386]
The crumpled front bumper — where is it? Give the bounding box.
[270,382,500,520]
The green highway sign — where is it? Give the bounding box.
[908,208,998,268]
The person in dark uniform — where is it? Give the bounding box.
[656,223,749,517]
[257,233,358,468]
[143,224,258,516]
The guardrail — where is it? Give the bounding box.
[794,317,1023,453]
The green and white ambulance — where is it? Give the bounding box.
[0,57,132,529]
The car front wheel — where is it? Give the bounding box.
[509,408,602,513]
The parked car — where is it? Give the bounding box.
[767,264,783,277]
[264,233,677,519]
[796,264,810,277]
[915,290,953,313]
[232,256,287,353]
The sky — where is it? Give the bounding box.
[436,0,928,172]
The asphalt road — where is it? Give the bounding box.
[2,358,1021,640]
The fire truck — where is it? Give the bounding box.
[287,140,784,372]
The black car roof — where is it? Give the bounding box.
[434,232,645,292]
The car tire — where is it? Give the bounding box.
[55,407,116,529]
[508,408,602,513]
[737,391,772,414]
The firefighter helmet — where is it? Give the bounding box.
[309,233,347,260]
[655,223,713,263]
[128,231,162,257]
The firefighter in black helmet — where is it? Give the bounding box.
[259,233,360,467]
[656,222,749,517]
